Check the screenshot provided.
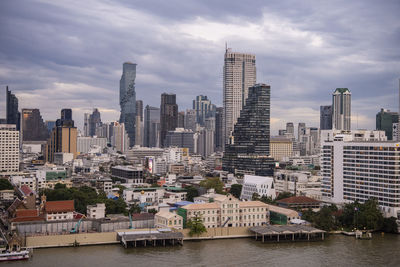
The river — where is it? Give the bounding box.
[5,234,400,267]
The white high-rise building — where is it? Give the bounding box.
[0,124,19,172]
[112,122,129,152]
[320,129,400,218]
[332,88,351,131]
[223,48,256,145]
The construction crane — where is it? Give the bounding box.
[129,213,133,229]
[70,218,83,234]
[222,217,231,227]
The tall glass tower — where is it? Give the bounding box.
[119,62,137,147]
[332,88,351,131]
[223,83,274,176]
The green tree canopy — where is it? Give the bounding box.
[0,179,13,190]
[187,215,207,237]
[185,186,199,202]
[229,184,242,199]
[199,177,225,194]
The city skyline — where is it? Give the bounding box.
[0,0,399,134]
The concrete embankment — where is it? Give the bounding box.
[26,227,254,248]
[26,232,118,248]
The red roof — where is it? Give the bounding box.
[277,196,320,204]
[20,185,33,196]
[16,209,39,217]
[45,200,75,213]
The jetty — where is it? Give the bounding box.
[117,229,184,248]
[249,225,325,243]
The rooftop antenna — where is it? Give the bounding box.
[225,41,228,52]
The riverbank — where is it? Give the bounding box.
[8,234,400,267]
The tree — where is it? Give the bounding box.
[200,177,225,194]
[252,192,260,201]
[185,186,199,202]
[382,217,398,233]
[129,203,141,214]
[0,179,13,190]
[187,215,207,237]
[147,208,158,214]
[260,195,274,204]
[229,184,242,199]
[54,183,67,190]
[114,185,126,196]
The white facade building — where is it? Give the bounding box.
[240,175,276,201]
[87,203,106,219]
[77,136,107,153]
[0,124,19,172]
[321,130,400,218]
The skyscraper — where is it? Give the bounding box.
[286,122,294,138]
[21,109,48,141]
[184,109,197,132]
[160,93,178,147]
[214,107,224,152]
[320,105,332,130]
[332,88,351,131]
[89,108,102,137]
[298,122,306,140]
[135,100,143,146]
[223,84,274,176]
[376,108,398,140]
[119,62,137,147]
[193,95,215,126]
[6,86,20,130]
[177,111,185,128]
[83,113,90,136]
[144,105,160,148]
[223,48,256,145]
[46,109,77,162]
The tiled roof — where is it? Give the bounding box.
[131,213,154,221]
[239,201,269,208]
[45,200,75,213]
[182,203,219,210]
[20,185,33,196]
[16,209,38,217]
[276,196,320,204]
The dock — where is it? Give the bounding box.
[117,229,184,248]
[249,225,325,243]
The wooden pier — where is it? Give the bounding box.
[117,230,184,248]
[249,225,325,243]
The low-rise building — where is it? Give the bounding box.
[276,196,321,210]
[240,175,276,201]
[111,165,144,184]
[87,203,105,219]
[178,195,269,228]
[0,189,14,201]
[44,200,75,221]
[155,211,183,229]
[267,204,300,225]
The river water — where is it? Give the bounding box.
[5,234,400,267]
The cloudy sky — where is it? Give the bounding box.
[0,0,399,134]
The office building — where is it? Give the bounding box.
[286,122,294,138]
[135,100,143,146]
[215,107,224,152]
[89,108,102,137]
[197,127,214,158]
[21,109,48,141]
[320,129,399,217]
[46,110,78,162]
[320,105,332,130]
[144,105,160,148]
[77,136,108,153]
[270,137,293,162]
[111,122,130,152]
[6,86,20,130]
[223,84,275,176]
[119,62,137,147]
[164,128,195,153]
[298,123,306,141]
[160,93,178,147]
[83,113,90,136]
[178,111,185,129]
[0,124,19,172]
[223,48,256,145]
[184,109,197,132]
[193,95,215,126]
[376,108,398,140]
[332,88,351,131]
